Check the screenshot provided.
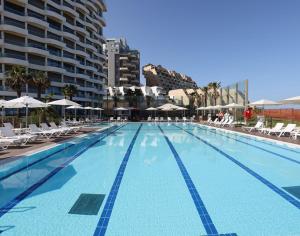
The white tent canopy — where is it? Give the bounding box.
[157,103,182,111]
[281,96,300,104]
[114,107,129,111]
[5,96,47,127]
[47,99,80,107]
[225,103,245,109]
[48,99,80,120]
[6,96,47,108]
[249,99,281,106]
[146,107,158,111]
[93,108,104,111]
[83,106,93,110]
[66,105,83,109]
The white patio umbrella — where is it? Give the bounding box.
[47,99,80,120]
[66,105,83,120]
[281,96,300,104]
[114,107,128,111]
[146,107,158,117]
[249,99,281,116]
[176,107,188,116]
[5,96,47,128]
[0,99,6,123]
[225,103,245,121]
[94,108,104,120]
[157,103,181,110]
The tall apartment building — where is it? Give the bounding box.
[143,64,198,92]
[0,0,107,107]
[104,38,140,87]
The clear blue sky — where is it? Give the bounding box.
[104,0,300,102]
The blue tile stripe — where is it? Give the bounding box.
[200,124,300,155]
[0,125,119,182]
[0,124,126,218]
[175,125,300,210]
[158,125,219,236]
[193,125,300,165]
[93,124,143,236]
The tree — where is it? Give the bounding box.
[202,86,209,107]
[29,70,50,100]
[62,84,77,100]
[6,65,29,97]
[208,82,221,106]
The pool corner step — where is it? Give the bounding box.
[69,194,105,215]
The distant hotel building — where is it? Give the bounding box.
[0,0,107,107]
[143,64,198,92]
[104,38,140,87]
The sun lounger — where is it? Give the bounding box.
[60,122,81,133]
[243,121,264,132]
[154,117,159,122]
[0,126,37,145]
[276,124,296,137]
[110,117,115,122]
[182,117,187,122]
[40,123,64,136]
[28,124,60,139]
[147,117,152,122]
[49,122,71,135]
[261,123,284,135]
[0,127,29,145]
[175,117,179,122]
[222,117,234,127]
[167,117,172,122]
[291,128,300,140]
[0,137,23,148]
[160,117,164,122]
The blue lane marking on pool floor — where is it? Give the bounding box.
[0,125,126,218]
[175,125,300,210]
[93,124,143,236]
[194,125,300,165]
[0,125,119,182]
[159,126,237,236]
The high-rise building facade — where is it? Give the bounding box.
[143,64,198,92]
[0,0,107,107]
[104,38,140,87]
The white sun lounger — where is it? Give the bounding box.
[28,124,60,139]
[49,122,71,135]
[147,117,152,122]
[276,124,297,137]
[261,123,284,135]
[1,126,38,144]
[243,121,264,132]
[167,117,172,122]
[154,117,159,122]
[0,127,29,145]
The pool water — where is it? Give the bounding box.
[1,123,300,236]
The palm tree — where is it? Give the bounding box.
[202,86,209,107]
[62,84,77,100]
[29,71,50,100]
[208,82,221,105]
[6,65,29,97]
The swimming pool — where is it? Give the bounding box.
[1,123,300,236]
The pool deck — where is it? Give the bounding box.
[196,121,300,146]
[0,127,99,164]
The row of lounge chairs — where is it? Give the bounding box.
[206,116,235,127]
[148,116,195,122]
[109,117,128,123]
[0,122,82,150]
[243,121,300,139]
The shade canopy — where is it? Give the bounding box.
[281,96,300,104]
[47,99,80,107]
[249,99,281,106]
[146,107,158,111]
[157,103,182,111]
[204,106,214,110]
[5,96,47,108]
[196,107,206,110]
[176,107,188,111]
[66,105,83,109]
[93,108,104,111]
[225,103,245,109]
[114,107,128,111]
[0,99,6,107]
[83,106,94,110]
[212,105,224,110]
